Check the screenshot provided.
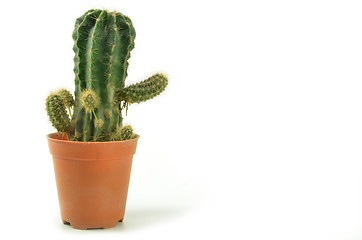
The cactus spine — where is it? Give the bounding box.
[46,9,168,142]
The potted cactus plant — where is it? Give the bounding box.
[46,9,168,230]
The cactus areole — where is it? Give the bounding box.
[46,9,168,142]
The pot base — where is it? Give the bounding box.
[62,219,124,230]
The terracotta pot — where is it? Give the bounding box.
[47,133,140,230]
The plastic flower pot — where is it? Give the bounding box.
[47,133,139,230]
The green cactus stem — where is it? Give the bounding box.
[46,93,71,133]
[56,89,74,108]
[116,73,168,104]
[71,9,136,141]
[46,9,168,142]
[80,89,99,120]
[56,89,75,115]
[119,125,135,140]
[109,125,135,141]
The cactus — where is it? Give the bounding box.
[45,9,168,142]
[119,125,135,141]
[46,93,71,133]
[116,73,168,104]
[109,125,135,141]
[57,89,75,109]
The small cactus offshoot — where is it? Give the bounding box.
[46,93,70,133]
[80,89,99,113]
[117,73,168,104]
[109,125,136,141]
[45,9,168,142]
[119,125,135,141]
[57,89,75,108]
[56,88,75,116]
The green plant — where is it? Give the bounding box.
[46,9,168,141]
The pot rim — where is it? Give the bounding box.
[47,132,140,145]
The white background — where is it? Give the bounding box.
[1,0,362,239]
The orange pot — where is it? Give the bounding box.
[47,133,140,230]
